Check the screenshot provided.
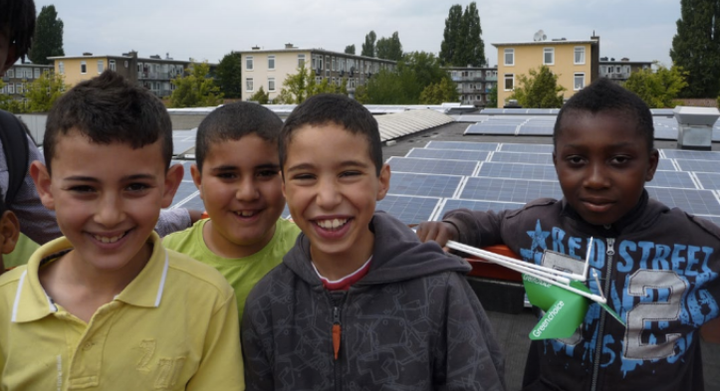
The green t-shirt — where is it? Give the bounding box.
[3,233,40,270]
[162,218,300,321]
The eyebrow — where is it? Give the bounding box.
[63,174,157,182]
[285,160,369,173]
[211,163,280,172]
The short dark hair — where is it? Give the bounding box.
[44,70,172,172]
[0,0,36,60]
[279,94,383,175]
[0,188,6,216]
[554,77,654,152]
[196,102,283,172]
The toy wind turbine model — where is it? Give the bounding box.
[446,239,625,340]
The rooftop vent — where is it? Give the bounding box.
[251,46,260,50]
[673,106,719,150]
[285,43,295,49]
[82,52,93,56]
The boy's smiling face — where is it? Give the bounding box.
[282,123,390,271]
[31,129,181,273]
[192,134,285,258]
[553,110,658,226]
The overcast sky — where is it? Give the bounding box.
[34,0,680,67]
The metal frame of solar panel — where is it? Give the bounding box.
[464,123,519,135]
[425,141,499,151]
[388,172,464,198]
[406,148,490,161]
[695,172,720,191]
[476,162,557,181]
[674,159,718,173]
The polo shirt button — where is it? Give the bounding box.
[82,342,93,350]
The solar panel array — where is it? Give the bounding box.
[378,141,720,227]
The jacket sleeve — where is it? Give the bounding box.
[186,286,245,391]
[241,288,275,391]
[435,272,506,391]
[442,208,510,248]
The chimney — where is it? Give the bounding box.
[252,46,260,50]
[82,52,93,56]
[285,43,294,49]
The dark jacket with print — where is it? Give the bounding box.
[443,191,720,391]
[241,211,506,391]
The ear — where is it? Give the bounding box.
[161,163,184,208]
[0,211,20,255]
[190,164,203,198]
[29,160,56,210]
[376,163,391,201]
[645,149,660,182]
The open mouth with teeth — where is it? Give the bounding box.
[316,218,349,231]
[235,210,259,218]
[92,231,127,244]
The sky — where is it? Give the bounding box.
[34,0,681,67]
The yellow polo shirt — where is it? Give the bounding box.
[0,232,244,391]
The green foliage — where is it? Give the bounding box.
[344,45,356,55]
[361,31,377,57]
[362,51,450,104]
[420,77,459,104]
[623,65,688,108]
[249,86,270,104]
[29,5,64,65]
[670,0,720,98]
[486,84,498,108]
[440,2,485,66]
[169,61,223,108]
[24,71,65,112]
[215,52,242,99]
[509,65,565,108]
[376,32,403,61]
[275,64,348,104]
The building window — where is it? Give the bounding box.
[80,61,87,74]
[504,48,514,66]
[318,56,323,70]
[98,60,104,73]
[574,73,585,90]
[58,62,64,74]
[110,59,116,71]
[331,57,336,71]
[504,74,514,90]
[543,48,554,65]
[7,84,14,94]
[574,47,586,65]
[246,78,254,92]
[246,56,254,70]
[24,68,32,78]
[34,68,40,78]
[16,83,22,94]
[124,60,128,68]
[267,55,275,70]
[616,66,621,73]
[298,54,306,67]
[268,77,275,92]
[6,69,13,78]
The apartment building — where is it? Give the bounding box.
[446,66,497,107]
[1,62,53,100]
[492,34,600,106]
[238,44,397,101]
[47,51,202,98]
[599,57,652,84]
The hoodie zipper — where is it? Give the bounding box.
[590,237,615,391]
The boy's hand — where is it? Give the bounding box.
[416,221,459,248]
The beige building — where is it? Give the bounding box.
[47,52,200,98]
[238,44,397,101]
[492,35,600,106]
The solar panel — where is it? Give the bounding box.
[695,172,720,191]
[696,215,720,227]
[481,108,505,114]
[646,171,697,189]
[674,159,718,173]
[376,195,442,225]
[389,172,463,198]
[172,129,197,155]
[387,157,479,176]
[406,148,490,161]
[425,141,499,151]
[170,181,201,209]
[455,115,490,123]
[476,162,558,181]
[464,123,518,135]
[434,199,526,221]
[654,126,678,140]
[647,187,720,215]
[517,125,554,136]
[651,108,675,116]
[657,159,676,171]
[662,149,720,161]
[490,151,553,165]
[460,177,563,203]
[500,143,554,153]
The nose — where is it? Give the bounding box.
[316,176,341,210]
[235,177,259,201]
[94,193,125,227]
[583,162,610,189]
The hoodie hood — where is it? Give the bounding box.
[283,211,471,287]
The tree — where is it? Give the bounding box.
[248,86,270,104]
[215,52,242,99]
[361,31,377,57]
[623,65,688,108]
[670,0,720,98]
[420,77,459,104]
[440,3,485,67]
[486,84,498,108]
[24,71,65,112]
[362,51,450,104]
[509,65,566,108]
[276,64,349,104]
[169,61,223,108]
[376,32,403,61]
[29,5,64,65]
[344,45,356,55]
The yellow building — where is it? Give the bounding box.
[492,35,600,106]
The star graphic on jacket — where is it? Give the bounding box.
[527,219,550,251]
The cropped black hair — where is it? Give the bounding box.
[279,94,383,175]
[0,0,36,60]
[195,102,283,172]
[44,70,172,171]
[0,189,6,216]
[554,77,654,152]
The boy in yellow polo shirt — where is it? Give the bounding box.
[163,102,300,321]
[0,71,244,390]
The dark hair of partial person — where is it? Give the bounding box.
[0,189,6,216]
[279,93,383,175]
[554,77,654,152]
[0,0,36,60]
[43,70,173,172]
[195,101,283,172]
